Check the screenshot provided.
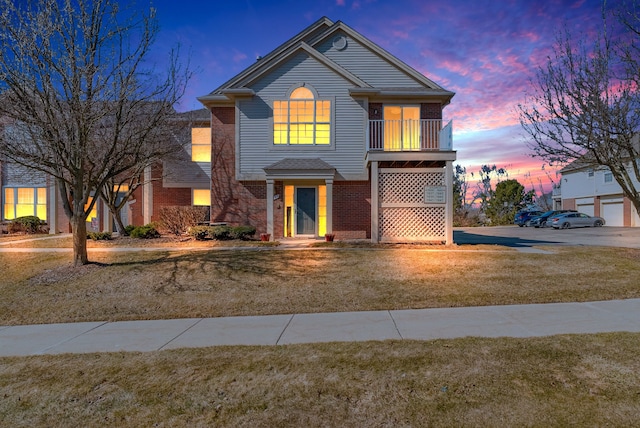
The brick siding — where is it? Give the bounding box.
[421,103,442,120]
[333,181,371,239]
[210,107,268,232]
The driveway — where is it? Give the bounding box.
[454,226,640,249]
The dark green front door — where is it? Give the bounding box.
[296,188,316,235]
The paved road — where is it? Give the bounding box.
[454,226,640,249]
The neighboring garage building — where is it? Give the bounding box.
[556,160,640,227]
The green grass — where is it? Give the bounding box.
[1,333,639,427]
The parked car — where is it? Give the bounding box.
[550,212,605,229]
[529,210,577,228]
[514,210,544,227]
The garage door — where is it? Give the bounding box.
[577,204,594,216]
[601,202,624,226]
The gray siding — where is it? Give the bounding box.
[315,31,423,88]
[238,52,368,180]
[163,148,211,188]
[3,162,47,187]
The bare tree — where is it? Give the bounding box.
[0,0,191,265]
[518,1,640,216]
[99,169,145,235]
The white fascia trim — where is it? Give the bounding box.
[239,42,370,89]
[311,21,450,94]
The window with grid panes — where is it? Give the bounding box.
[274,87,330,145]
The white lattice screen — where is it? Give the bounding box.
[379,170,446,241]
[380,172,444,204]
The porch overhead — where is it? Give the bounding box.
[263,158,336,180]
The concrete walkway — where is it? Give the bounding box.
[2,299,639,357]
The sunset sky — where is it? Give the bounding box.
[150,0,617,194]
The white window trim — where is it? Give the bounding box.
[2,186,47,221]
[271,84,335,148]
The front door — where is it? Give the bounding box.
[296,187,316,235]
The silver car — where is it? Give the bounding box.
[550,212,605,229]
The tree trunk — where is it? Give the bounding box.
[110,206,127,235]
[71,216,89,266]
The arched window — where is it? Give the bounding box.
[274,86,330,145]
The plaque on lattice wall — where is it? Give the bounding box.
[379,171,444,204]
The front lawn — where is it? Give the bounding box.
[1,246,639,325]
[1,333,639,426]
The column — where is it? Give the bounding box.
[371,161,379,242]
[143,166,152,225]
[266,179,274,240]
[48,180,58,234]
[445,160,454,245]
[325,178,333,234]
[103,204,112,233]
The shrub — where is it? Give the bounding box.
[159,206,209,235]
[129,223,161,239]
[212,225,235,240]
[9,216,43,234]
[187,225,210,241]
[230,225,256,240]
[87,231,112,241]
[187,225,255,241]
[124,224,136,236]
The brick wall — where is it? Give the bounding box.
[333,181,371,239]
[563,198,576,210]
[130,163,193,226]
[210,107,268,232]
[369,103,383,120]
[421,103,442,120]
[623,197,632,227]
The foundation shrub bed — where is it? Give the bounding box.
[87,231,112,241]
[8,216,46,234]
[188,225,256,241]
[129,223,161,239]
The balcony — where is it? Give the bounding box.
[368,119,452,152]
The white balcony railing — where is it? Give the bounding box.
[367,119,451,152]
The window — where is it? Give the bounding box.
[274,86,330,145]
[384,105,420,151]
[3,187,47,221]
[191,127,211,162]
[604,172,613,183]
[85,196,97,222]
[193,189,210,206]
[588,170,594,177]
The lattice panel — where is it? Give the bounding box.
[380,207,446,239]
[379,171,444,204]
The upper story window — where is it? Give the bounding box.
[384,105,420,151]
[191,127,211,162]
[604,172,613,183]
[274,86,330,145]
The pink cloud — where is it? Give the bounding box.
[232,51,247,63]
[336,0,345,5]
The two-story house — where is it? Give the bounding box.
[1,109,211,234]
[197,17,456,243]
[555,155,640,227]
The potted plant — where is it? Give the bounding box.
[325,233,335,242]
[260,233,271,242]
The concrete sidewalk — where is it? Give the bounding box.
[2,299,639,357]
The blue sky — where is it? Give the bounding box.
[149,0,618,192]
